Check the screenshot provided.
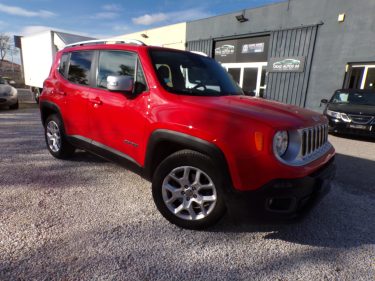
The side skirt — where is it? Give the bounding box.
[67,135,144,178]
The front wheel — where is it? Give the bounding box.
[9,100,19,110]
[45,114,75,159]
[152,150,226,229]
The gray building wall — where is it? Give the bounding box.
[266,25,318,107]
[186,0,375,111]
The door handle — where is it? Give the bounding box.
[89,98,102,106]
[51,90,66,96]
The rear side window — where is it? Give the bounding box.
[68,51,94,86]
[58,53,69,77]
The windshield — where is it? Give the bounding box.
[149,49,243,96]
[331,91,375,106]
[0,77,7,84]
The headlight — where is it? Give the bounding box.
[273,130,289,157]
[0,91,11,97]
[0,89,15,97]
[326,110,351,122]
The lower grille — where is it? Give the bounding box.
[348,115,374,125]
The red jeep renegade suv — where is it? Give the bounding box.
[40,40,335,229]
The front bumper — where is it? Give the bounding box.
[328,117,375,137]
[0,96,18,106]
[224,157,336,220]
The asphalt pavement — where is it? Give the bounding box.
[0,106,374,280]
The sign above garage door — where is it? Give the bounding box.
[214,35,270,63]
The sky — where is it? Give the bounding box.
[0,0,283,38]
[0,0,283,62]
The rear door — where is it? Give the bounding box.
[87,50,149,165]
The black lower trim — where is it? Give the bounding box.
[144,129,232,184]
[67,135,143,176]
[225,157,336,220]
[67,135,92,151]
[68,130,232,188]
[39,101,62,125]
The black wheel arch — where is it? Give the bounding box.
[40,101,62,126]
[143,129,233,187]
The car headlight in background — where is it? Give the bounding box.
[0,88,17,97]
[273,130,289,157]
[326,110,351,122]
[0,91,11,97]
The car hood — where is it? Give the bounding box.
[0,84,14,94]
[327,103,375,115]
[180,95,326,129]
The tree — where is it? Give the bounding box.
[0,34,11,61]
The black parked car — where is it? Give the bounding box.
[321,89,375,137]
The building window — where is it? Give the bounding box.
[345,64,375,90]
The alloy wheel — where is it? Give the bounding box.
[46,121,61,153]
[161,166,217,221]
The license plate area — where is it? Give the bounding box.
[348,124,370,130]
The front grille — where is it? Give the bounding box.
[301,124,328,158]
[348,114,374,125]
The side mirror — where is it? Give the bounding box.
[244,90,256,97]
[320,99,328,107]
[9,80,16,85]
[107,75,134,93]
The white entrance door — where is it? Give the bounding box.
[222,62,267,96]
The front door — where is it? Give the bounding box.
[88,50,149,165]
[223,62,267,97]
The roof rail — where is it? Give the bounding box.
[64,39,146,48]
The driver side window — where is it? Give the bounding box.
[97,51,135,88]
[97,51,147,93]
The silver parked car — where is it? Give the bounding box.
[0,77,18,110]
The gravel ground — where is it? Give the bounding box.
[0,106,374,281]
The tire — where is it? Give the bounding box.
[44,114,75,159]
[152,150,226,229]
[9,100,19,110]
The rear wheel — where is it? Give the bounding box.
[152,150,226,229]
[45,114,75,159]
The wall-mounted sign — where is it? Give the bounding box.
[241,43,264,54]
[214,35,269,63]
[268,57,306,72]
[215,44,235,57]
